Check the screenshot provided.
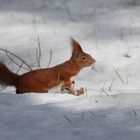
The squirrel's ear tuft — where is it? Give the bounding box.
[71,38,83,53]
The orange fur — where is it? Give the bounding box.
[0,38,95,95]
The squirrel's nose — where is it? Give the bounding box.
[91,57,96,64]
[88,57,96,66]
[93,58,96,63]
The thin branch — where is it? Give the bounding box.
[101,88,110,96]
[89,111,96,117]
[0,86,6,93]
[113,68,126,84]
[0,48,32,70]
[47,49,52,68]
[5,50,29,71]
[108,76,116,91]
[100,80,110,96]
[92,24,100,49]
[63,115,72,123]
[36,34,42,69]
[100,80,107,95]
[16,62,24,73]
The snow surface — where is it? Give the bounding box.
[0,0,140,140]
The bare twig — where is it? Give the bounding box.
[100,80,110,96]
[101,88,110,96]
[90,111,96,117]
[63,115,72,123]
[16,62,24,73]
[0,48,32,70]
[36,35,42,69]
[100,80,107,95]
[108,76,116,91]
[47,49,52,68]
[0,86,6,92]
[5,51,29,71]
[113,68,126,84]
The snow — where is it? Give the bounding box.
[0,0,140,139]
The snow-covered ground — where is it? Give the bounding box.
[0,0,140,139]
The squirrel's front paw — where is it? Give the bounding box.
[75,87,85,96]
[60,81,84,96]
[65,87,85,96]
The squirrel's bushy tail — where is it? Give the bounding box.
[0,63,20,87]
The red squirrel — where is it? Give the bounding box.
[0,38,95,95]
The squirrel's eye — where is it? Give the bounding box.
[81,56,87,61]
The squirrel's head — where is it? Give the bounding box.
[70,38,95,68]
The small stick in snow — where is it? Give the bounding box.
[100,80,107,96]
[108,76,116,91]
[63,115,72,123]
[101,88,110,96]
[113,68,126,84]
[89,111,96,117]
[0,86,6,93]
[132,109,137,116]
